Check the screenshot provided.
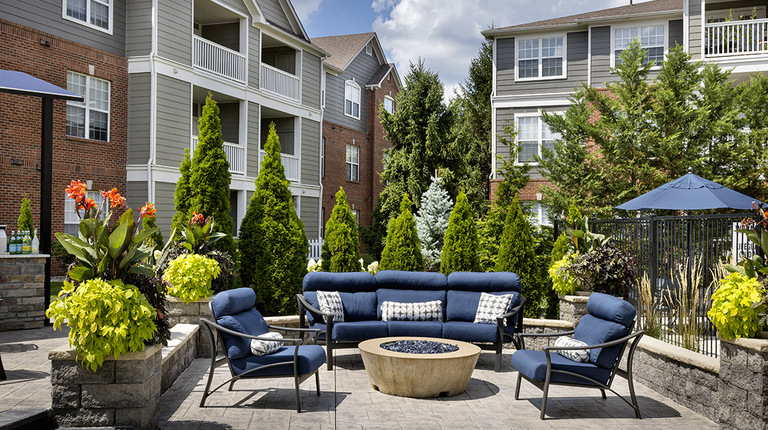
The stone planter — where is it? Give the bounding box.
[718,337,768,429]
[49,344,161,429]
[0,254,48,331]
[558,293,590,327]
[165,295,214,357]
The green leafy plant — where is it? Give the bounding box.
[46,278,157,371]
[549,253,580,296]
[708,272,765,340]
[563,202,608,253]
[163,254,221,303]
[320,188,362,272]
[380,194,423,271]
[440,192,479,275]
[18,194,33,237]
[569,243,636,299]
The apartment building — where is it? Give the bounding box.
[483,0,768,224]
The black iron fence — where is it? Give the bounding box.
[568,213,758,358]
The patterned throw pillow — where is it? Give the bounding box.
[473,292,514,324]
[554,336,590,363]
[317,290,344,323]
[249,332,284,356]
[381,300,443,321]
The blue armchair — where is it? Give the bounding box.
[510,293,645,419]
[199,288,327,412]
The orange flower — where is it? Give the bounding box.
[140,202,157,219]
[65,180,87,201]
[101,188,126,208]
[190,211,205,226]
[82,198,97,211]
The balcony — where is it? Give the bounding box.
[191,136,246,175]
[193,35,246,83]
[260,149,299,181]
[260,63,300,101]
[704,18,768,57]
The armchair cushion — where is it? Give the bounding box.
[586,292,636,328]
[230,344,326,377]
[217,308,269,360]
[211,287,255,316]
[474,292,514,324]
[317,291,344,322]
[249,332,284,356]
[574,314,630,368]
[511,349,612,386]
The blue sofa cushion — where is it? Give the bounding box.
[211,287,255,317]
[340,292,378,321]
[386,321,444,337]
[447,271,522,293]
[446,290,520,322]
[586,293,636,328]
[229,345,326,376]
[574,314,629,368]
[332,321,389,342]
[376,289,446,320]
[217,308,268,359]
[303,271,377,293]
[375,270,448,290]
[511,349,612,386]
[442,321,498,343]
[302,291,323,325]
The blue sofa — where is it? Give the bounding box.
[297,270,526,371]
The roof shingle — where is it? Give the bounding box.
[311,32,376,71]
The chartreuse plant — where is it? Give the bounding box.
[708,272,765,340]
[164,254,221,303]
[549,253,580,296]
[46,278,157,371]
[18,194,34,237]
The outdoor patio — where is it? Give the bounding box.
[0,326,718,429]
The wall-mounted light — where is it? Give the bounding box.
[39,39,51,47]
[86,180,93,189]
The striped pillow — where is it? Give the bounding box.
[554,336,590,363]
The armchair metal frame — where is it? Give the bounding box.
[514,328,645,420]
[199,315,323,413]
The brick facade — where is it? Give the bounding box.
[0,19,127,273]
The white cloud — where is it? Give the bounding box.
[372,0,634,102]
[292,0,324,23]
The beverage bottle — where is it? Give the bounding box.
[22,231,31,254]
[10,231,18,254]
[31,229,39,254]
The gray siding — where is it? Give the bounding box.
[302,51,322,110]
[156,75,191,167]
[300,196,320,240]
[216,0,248,15]
[201,23,240,51]
[496,32,589,96]
[301,119,320,186]
[126,0,152,56]
[247,102,261,177]
[591,26,613,85]
[126,182,148,219]
[669,19,684,49]
[248,27,261,87]
[0,0,126,56]
[689,0,702,60]
[324,49,382,132]
[158,0,192,65]
[154,182,178,237]
[128,73,151,164]
[257,0,291,29]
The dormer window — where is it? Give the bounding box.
[366,44,373,56]
[345,80,361,119]
[515,35,566,81]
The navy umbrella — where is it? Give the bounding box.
[616,173,763,211]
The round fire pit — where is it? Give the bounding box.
[358,336,481,398]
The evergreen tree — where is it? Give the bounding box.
[239,123,308,315]
[18,194,33,237]
[380,194,423,271]
[735,73,768,201]
[440,192,479,275]
[188,93,234,253]
[415,176,453,271]
[495,196,540,318]
[171,148,192,235]
[320,187,361,272]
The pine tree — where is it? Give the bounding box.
[188,93,234,253]
[380,194,423,271]
[415,177,452,271]
[239,123,309,315]
[495,196,540,318]
[171,148,192,235]
[18,194,33,237]
[320,187,362,272]
[440,192,479,275]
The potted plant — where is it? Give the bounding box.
[163,253,221,303]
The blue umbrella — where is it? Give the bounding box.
[616,173,763,211]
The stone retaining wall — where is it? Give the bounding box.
[0,255,47,330]
[718,338,768,430]
[508,318,574,351]
[161,324,198,394]
[558,294,589,327]
[165,296,214,357]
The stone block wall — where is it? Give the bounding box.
[509,318,574,351]
[166,296,214,357]
[558,294,589,327]
[161,324,198,394]
[718,338,768,430]
[0,255,47,330]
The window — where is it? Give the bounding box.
[516,115,560,164]
[516,36,565,80]
[66,71,110,142]
[381,150,390,185]
[63,0,112,33]
[383,96,395,114]
[321,137,325,178]
[346,144,359,181]
[64,191,104,234]
[345,80,361,119]
[365,44,372,56]
[613,25,665,66]
[350,209,360,225]
[529,202,552,226]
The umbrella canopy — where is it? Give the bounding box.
[616,173,763,211]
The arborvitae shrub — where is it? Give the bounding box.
[172,149,192,235]
[18,194,33,236]
[321,187,362,272]
[440,192,479,275]
[380,194,423,271]
[239,123,308,315]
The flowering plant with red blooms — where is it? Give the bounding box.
[140,202,157,219]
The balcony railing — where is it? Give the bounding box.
[260,149,299,181]
[191,136,246,175]
[193,35,246,82]
[705,18,768,57]
[260,63,300,101]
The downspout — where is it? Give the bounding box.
[147,0,159,203]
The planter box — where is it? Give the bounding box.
[0,254,49,331]
[558,294,590,327]
[718,337,768,430]
[165,296,214,357]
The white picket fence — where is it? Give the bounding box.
[308,239,323,260]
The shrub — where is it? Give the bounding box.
[549,253,580,296]
[708,272,765,339]
[18,194,33,237]
[550,233,573,265]
[320,188,362,272]
[164,254,221,303]
[570,243,636,299]
[46,279,157,371]
[415,177,453,271]
[172,149,193,235]
[380,194,423,271]
[440,192,479,274]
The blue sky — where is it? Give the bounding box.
[292,0,642,98]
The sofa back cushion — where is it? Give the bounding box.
[447,271,522,293]
[375,270,447,291]
[376,289,446,320]
[445,290,521,322]
[303,271,377,293]
[303,291,378,324]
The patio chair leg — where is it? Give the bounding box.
[540,380,550,420]
[295,375,302,413]
[514,373,522,400]
[228,380,235,391]
[600,389,606,399]
[628,368,641,418]
[495,349,502,372]
[316,371,321,396]
[326,342,333,371]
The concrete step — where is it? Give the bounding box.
[0,408,53,430]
